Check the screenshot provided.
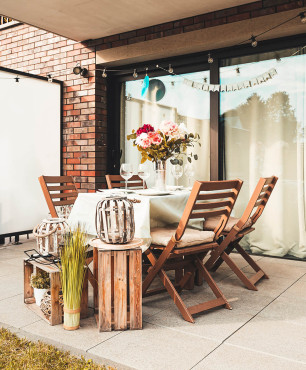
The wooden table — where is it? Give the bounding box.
[90,238,143,332]
[24,258,88,325]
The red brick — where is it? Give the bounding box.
[227,12,250,22]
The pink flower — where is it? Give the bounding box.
[140,137,152,149]
[159,120,179,138]
[148,131,162,145]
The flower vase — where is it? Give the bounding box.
[154,160,166,191]
[63,306,80,330]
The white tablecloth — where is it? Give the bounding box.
[67,189,201,242]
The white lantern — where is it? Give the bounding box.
[33,218,70,255]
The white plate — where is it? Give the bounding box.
[167,185,184,191]
[136,189,171,196]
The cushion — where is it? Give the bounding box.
[203,216,252,233]
[150,227,215,248]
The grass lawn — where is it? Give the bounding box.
[0,327,112,369]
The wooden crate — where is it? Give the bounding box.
[24,258,88,325]
[91,239,142,332]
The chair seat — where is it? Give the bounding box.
[151,227,215,248]
[203,216,252,233]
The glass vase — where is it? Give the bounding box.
[154,160,166,191]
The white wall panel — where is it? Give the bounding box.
[0,69,61,235]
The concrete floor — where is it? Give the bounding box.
[0,236,305,370]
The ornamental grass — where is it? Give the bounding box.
[60,226,87,330]
[0,327,110,369]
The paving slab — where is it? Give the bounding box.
[226,316,306,363]
[89,322,219,370]
[193,343,306,370]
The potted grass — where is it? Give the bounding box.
[60,227,87,331]
[30,270,50,306]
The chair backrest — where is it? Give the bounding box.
[105,174,146,189]
[176,180,243,241]
[236,176,278,230]
[39,175,78,218]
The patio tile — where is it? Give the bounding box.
[0,260,23,278]
[89,322,219,370]
[217,272,295,297]
[226,316,306,362]
[23,316,118,352]
[0,274,23,300]
[193,343,306,370]
[279,279,306,300]
[145,305,253,342]
[0,294,41,328]
[258,296,306,326]
[242,260,306,281]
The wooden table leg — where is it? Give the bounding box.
[93,247,98,312]
[129,249,142,329]
[98,251,112,332]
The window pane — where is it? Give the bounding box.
[220,49,306,258]
[120,71,210,187]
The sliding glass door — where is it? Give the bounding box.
[220,48,306,258]
[120,71,210,187]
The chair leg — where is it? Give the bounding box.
[235,243,269,279]
[195,256,232,310]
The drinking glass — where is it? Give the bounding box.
[171,164,183,187]
[184,163,195,188]
[138,164,150,189]
[120,163,133,193]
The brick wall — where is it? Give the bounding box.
[0,0,304,191]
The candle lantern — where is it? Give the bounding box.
[96,196,135,244]
[33,218,70,255]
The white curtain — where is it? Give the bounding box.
[221,52,306,258]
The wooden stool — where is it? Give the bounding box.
[24,258,88,325]
[90,238,143,332]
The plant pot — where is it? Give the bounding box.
[33,288,48,306]
[63,307,80,330]
[154,160,166,191]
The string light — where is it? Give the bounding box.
[236,68,240,75]
[102,68,107,78]
[47,74,53,82]
[276,55,281,62]
[168,64,174,73]
[299,11,306,24]
[133,69,138,78]
[251,35,258,48]
[208,53,214,64]
[15,76,19,82]
[203,77,208,83]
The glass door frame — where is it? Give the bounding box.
[107,32,306,178]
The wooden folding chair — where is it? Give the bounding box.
[142,179,243,323]
[105,174,147,190]
[205,176,278,291]
[39,175,96,291]
[39,175,78,218]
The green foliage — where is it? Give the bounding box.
[60,227,87,310]
[0,327,111,369]
[30,270,50,289]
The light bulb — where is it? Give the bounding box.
[208,53,214,64]
[15,76,19,82]
[300,12,306,24]
[203,77,208,83]
[236,67,240,75]
[251,36,258,47]
[47,74,53,82]
[168,64,174,74]
[102,68,107,78]
[133,69,138,78]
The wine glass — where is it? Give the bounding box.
[171,164,183,187]
[120,163,133,193]
[184,163,195,188]
[138,164,150,189]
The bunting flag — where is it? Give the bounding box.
[183,68,277,92]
